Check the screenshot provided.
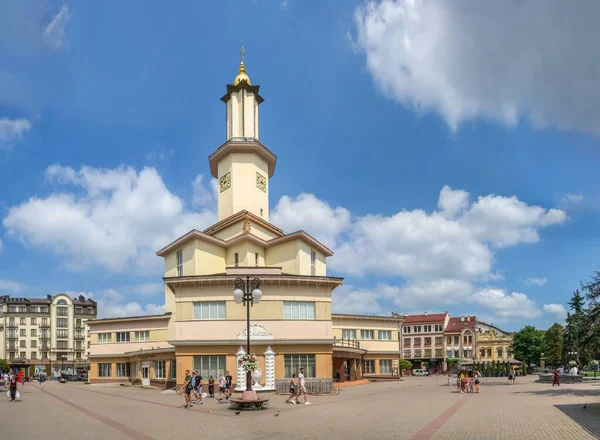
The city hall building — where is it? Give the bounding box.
[88,57,405,388]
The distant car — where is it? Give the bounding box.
[412,369,430,376]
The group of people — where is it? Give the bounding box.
[552,365,579,386]
[450,370,482,393]
[180,370,233,408]
[284,367,310,405]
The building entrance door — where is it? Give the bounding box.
[142,363,150,386]
[344,359,351,381]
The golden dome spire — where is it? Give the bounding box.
[234,41,251,86]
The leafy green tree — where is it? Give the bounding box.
[544,323,564,366]
[398,359,412,376]
[512,325,547,366]
[0,359,9,373]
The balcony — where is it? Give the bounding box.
[7,323,18,329]
[7,335,18,340]
[334,338,361,349]
[39,323,51,328]
[74,335,85,340]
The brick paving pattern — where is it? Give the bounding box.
[1,376,599,439]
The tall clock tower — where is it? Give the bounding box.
[209,52,277,222]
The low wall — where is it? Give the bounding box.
[537,373,584,383]
[275,378,333,394]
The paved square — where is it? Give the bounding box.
[2,376,600,439]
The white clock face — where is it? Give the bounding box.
[220,172,231,192]
[256,172,266,192]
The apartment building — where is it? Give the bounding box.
[444,316,476,360]
[401,313,449,372]
[0,293,97,376]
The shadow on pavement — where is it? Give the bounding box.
[515,387,600,398]
[556,402,600,439]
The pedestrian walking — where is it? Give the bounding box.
[225,370,233,400]
[208,375,215,398]
[447,374,452,386]
[552,368,560,386]
[474,370,481,393]
[181,369,193,408]
[218,371,227,401]
[297,367,310,405]
[39,374,45,388]
[286,373,298,404]
[8,375,18,402]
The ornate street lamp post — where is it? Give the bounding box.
[591,360,599,379]
[232,276,262,392]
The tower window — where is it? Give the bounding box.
[311,250,316,276]
[260,208,263,217]
[255,253,259,267]
[176,250,183,276]
[234,253,239,267]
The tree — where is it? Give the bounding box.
[544,323,564,366]
[0,359,9,374]
[398,359,412,376]
[512,325,547,366]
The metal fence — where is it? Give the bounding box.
[275,378,333,395]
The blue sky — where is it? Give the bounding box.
[1,0,599,329]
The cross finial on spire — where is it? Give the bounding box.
[241,40,245,63]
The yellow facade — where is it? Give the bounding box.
[476,322,513,362]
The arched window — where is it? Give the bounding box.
[57,299,67,305]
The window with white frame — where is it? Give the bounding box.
[154,360,166,379]
[194,301,226,320]
[342,329,356,340]
[116,332,130,343]
[171,360,177,380]
[193,355,226,380]
[234,253,239,267]
[255,252,259,267]
[378,330,392,340]
[310,250,316,275]
[403,338,411,347]
[284,354,315,378]
[404,326,411,334]
[98,333,111,343]
[116,363,131,377]
[176,250,183,276]
[403,349,412,358]
[379,359,392,374]
[283,301,315,320]
[134,331,150,342]
[363,359,375,374]
[361,329,374,340]
[98,363,111,377]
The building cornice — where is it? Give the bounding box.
[156,230,226,257]
[86,313,172,326]
[203,210,284,238]
[268,230,334,257]
[168,339,337,346]
[208,139,277,178]
[332,313,404,323]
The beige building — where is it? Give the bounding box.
[89,57,343,388]
[401,313,449,371]
[331,313,403,381]
[476,322,513,362]
[0,293,97,376]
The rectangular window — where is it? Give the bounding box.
[284,354,315,378]
[363,360,375,374]
[154,361,166,379]
[116,363,131,377]
[361,330,374,340]
[116,332,130,343]
[424,337,432,346]
[454,336,459,345]
[31,318,36,325]
[193,355,226,380]
[20,340,26,348]
[341,329,356,339]
[403,349,412,358]
[30,307,37,314]
[404,326,411,334]
[379,359,392,374]
[18,306,26,313]
[454,349,460,358]
[30,340,37,348]
[435,337,443,346]
[56,329,68,339]
[76,352,82,360]
[20,318,26,325]
[255,252,259,267]
[31,352,37,360]
[403,338,411,347]
[497,347,503,358]
[435,348,443,357]
[414,349,422,358]
[283,301,316,320]
[20,351,26,359]
[310,250,316,275]
[507,349,512,358]
[193,301,226,320]
[75,307,83,314]
[56,318,68,328]
[57,341,68,349]
[134,331,150,342]
[98,333,112,343]
[57,307,68,316]
[234,252,239,267]
[20,329,26,336]
[414,337,422,347]
[98,363,111,377]
[171,360,177,380]
[8,306,16,313]
[424,349,432,357]
[41,307,48,313]
[176,250,183,276]
[378,330,392,340]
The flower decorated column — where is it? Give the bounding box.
[235,346,246,391]
[264,346,276,390]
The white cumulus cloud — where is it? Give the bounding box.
[471,288,542,320]
[4,165,216,274]
[561,193,584,203]
[0,118,31,147]
[0,279,27,294]
[543,303,567,320]
[352,0,600,135]
[78,289,164,319]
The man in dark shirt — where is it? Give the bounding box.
[9,375,18,402]
[182,370,193,408]
[225,370,233,400]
